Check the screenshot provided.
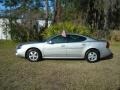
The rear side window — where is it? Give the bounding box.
[67,35,86,43]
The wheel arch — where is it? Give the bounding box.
[84,48,100,58]
[25,47,42,58]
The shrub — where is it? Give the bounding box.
[90,30,111,40]
[42,22,91,39]
[110,30,120,41]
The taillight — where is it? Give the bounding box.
[106,41,110,48]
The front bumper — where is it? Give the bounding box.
[16,49,25,57]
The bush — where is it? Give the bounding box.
[110,30,120,41]
[90,30,111,40]
[42,22,91,39]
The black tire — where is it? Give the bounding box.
[26,48,42,62]
[85,49,100,63]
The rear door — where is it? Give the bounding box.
[66,35,87,57]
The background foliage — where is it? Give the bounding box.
[0,0,120,41]
[42,22,91,39]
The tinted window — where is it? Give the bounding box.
[67,35,86,42]
[51,35,66,43]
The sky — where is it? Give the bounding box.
[0,0,54,11]
[0,0,5,11]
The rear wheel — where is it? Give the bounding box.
[26,49,42,62]
[85,49,100,63]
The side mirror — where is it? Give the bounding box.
[48,40,54,44]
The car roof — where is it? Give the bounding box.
[58,33,88,38]
[46,33,97,42]
[60,33,97,41]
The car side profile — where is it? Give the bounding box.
[16,34,112,63]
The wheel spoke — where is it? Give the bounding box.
[34,51,37,54]
[33,56,37,60]
[30,52,33,55]
[30,56,33,60]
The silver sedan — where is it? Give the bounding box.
[16,34,112,63]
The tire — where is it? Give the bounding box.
[26,48,42,62]
[85,49,100,63]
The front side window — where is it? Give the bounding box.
[51,35,66,43]
[67,35,86,43]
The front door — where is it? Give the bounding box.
[43,35,67,58]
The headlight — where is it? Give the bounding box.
[16,44,23,49]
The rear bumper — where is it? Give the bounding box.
[102,53,113,59]
[100,48,112,58]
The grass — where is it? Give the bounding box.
[0,40,120,90]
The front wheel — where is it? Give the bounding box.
[85,50,100,63]
[26,49,42,62]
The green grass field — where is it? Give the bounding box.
[0,41,120,90]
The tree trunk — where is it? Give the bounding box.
[45,0,48,28]
[53,0,62,23]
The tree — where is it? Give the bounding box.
[3,0,45,41]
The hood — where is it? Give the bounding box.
[21,40,45,45]
[16,41,45,49]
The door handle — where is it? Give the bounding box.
[82,44,86,46]
[61,45,65,47]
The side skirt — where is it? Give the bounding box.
[42,57,84,60]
